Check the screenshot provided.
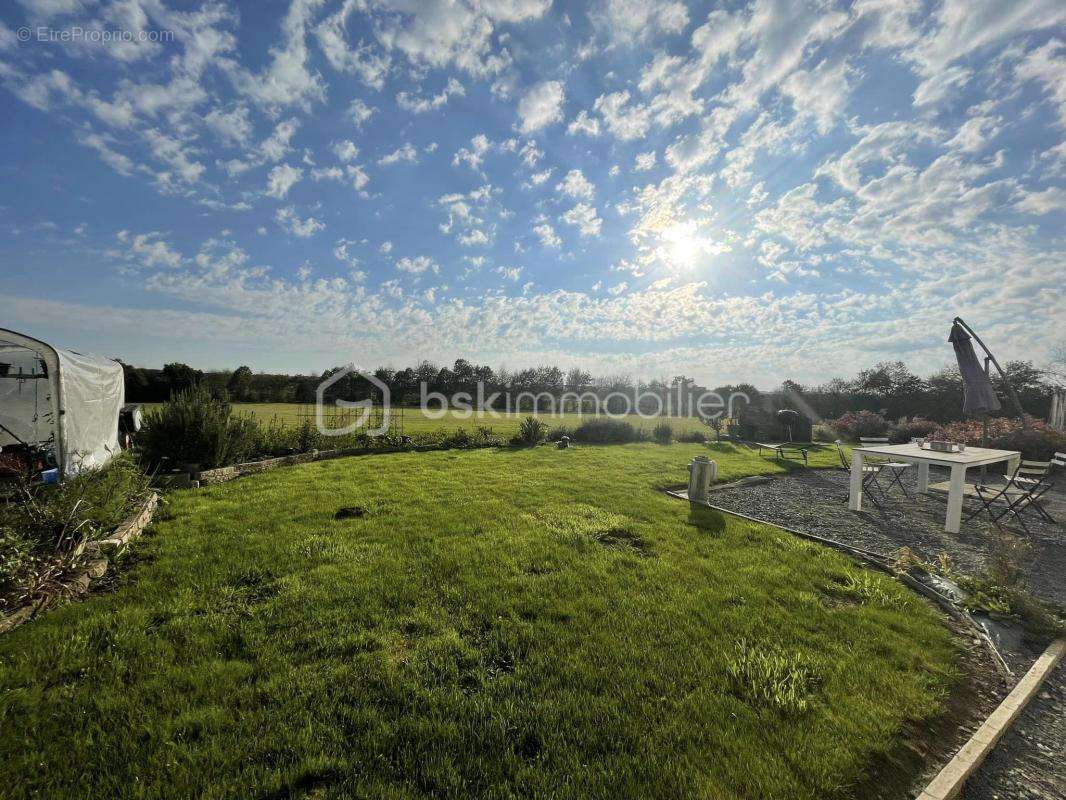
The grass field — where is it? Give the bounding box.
[0,443,959,799]
[143,402,714,437]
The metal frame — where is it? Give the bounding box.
[967,458,1060,534]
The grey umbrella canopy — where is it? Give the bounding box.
[949,321,1001,415]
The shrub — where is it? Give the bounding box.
[828,410,888,441]
[812,422,837,442]
[572,418,643,444]
[677,430,707,444]
[887,416,939,444]
[517,416,547,446]
[140,385,260,469]
[652,422,674,444]
[547,425,574,442]
[930,415,1066,460]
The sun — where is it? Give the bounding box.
[659,220,720,270]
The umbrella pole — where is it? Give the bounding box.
[982,360,990,481]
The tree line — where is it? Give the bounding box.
[121,357,1061,424]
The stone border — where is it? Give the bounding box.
[0,491,159,635]
[918,638,1066,800]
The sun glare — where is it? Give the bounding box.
[658,220,724,270]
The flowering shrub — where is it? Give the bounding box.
[930,415,1066,460]
[827,410,888,441]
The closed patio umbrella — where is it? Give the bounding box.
[948,321,1001,416]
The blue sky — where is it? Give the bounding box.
[1,0,1064,387]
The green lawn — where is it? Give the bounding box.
[0,443,958,799]
[143,402,713,437]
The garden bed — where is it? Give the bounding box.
[0,460,156,635]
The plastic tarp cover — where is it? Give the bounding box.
[55,348,124,473]
[0,344,54,449]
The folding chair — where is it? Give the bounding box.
[1003,456,1061,524]
[836,441,886,509]
[859,437,913,497]
[966,453,1063,533]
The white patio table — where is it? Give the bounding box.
[848,443,1021,533]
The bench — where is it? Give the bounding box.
[756,442,808,465]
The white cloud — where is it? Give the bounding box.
[78,131,135,175]
[396,255,439,275]
[311,166,344,181]
[204,104,252,146]
[593,91,651,140]
[634,151,656,171]
[912,65,971,106]
[556,169,595,200]
[567,109,601,136]
[1015,186,1066,215]
[562,203,603,237]
[223,0,326,111]
[534,221,561,247]
[908,0,1066,76]
[114,230,183,269]
[946,115,1001,153]
[259,118,301,162]
[780,59,851,134]
[397,77,466,113]
[315,0,391,89]
[528,168,553,185]
[1014,38,1066,127]
[349,98,376,128]
[517,80,565,134]
[275,205,324,237]
[265,164,303,198]
[453,134,492,169]
[591,0,688,44]
[373,0,551,78]
[143,128,205,185]
[378,142,419,165]
[346,164,370,190]
[333,140,360,162]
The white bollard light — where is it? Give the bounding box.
[687,456,717,502]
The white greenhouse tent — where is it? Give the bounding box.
[0,328,124,476]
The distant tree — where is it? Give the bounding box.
[227,365,253,402]
[566,367,591,389]
[161,362,202,397]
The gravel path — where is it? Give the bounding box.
[700,465,1065,800]
[964,660,1066,800]
[706,467,1065,610]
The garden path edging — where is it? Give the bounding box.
[0,491,159,635]
[917,638,1066,800]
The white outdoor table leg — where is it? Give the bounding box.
[849,450,864,511]
[917,462,930,493]
[945,464,966,533]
